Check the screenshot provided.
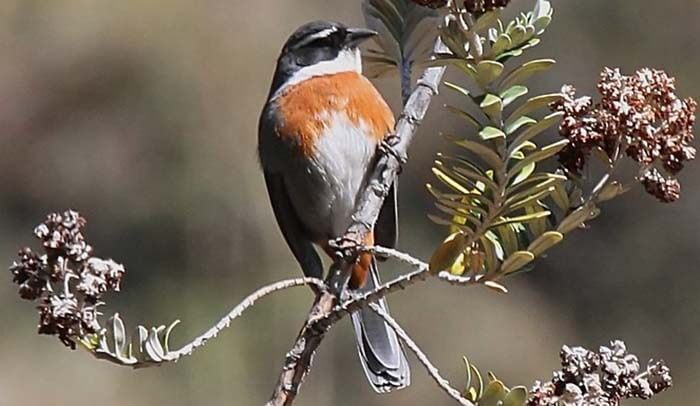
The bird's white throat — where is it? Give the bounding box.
[273,48,362,100]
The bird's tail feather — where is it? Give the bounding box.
[350,259,410,393]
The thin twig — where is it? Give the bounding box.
[170,277,326,359]
[368,303,475,406]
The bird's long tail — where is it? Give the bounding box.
[350,258,410,393]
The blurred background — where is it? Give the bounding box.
[0,1,698,405]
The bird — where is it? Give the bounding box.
[258,20,410,393]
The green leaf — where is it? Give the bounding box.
[443,81,471,98]
[505,186,556,213]
[432,167,471,194]
[505,93,564,126]
[505,116,537,135]
[527,231,563,256]
[480,235,499,274]
[429,232,467,274]
[438,155,500,191]
[445,105,482,129]
[496,224,519,257]
[500,59,556,89]
[596,181,629,202]
[476,60,505,87]
[508,112,564,155]
[439,198,489,218]
[510,161,536,186]
[473,10,502,32]
[533,15,552,33]
[496,47,523,61]
[490,33,512,57]
[428,214,475,234]
[504,386,529,406]
[551,182,571,211]
[434,202,483,228]
[500,251,535,274]
[491,211,551,228]
[508,24,528,46]
[525,203,548,236]
[480,94,504,122]
[480,126,506,141]
[500,85,529,108]
[479,379,508,406]
[557,202,597,233]
[455,139,504,170]
[507,139,569,180]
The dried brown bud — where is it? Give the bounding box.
[464,0,511,15]
[529,341,672,406]
[9,210,125,349]
[641,168,681,203]
[553,68,696,203]
[411,0,448,8]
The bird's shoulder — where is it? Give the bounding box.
[269,71,395,158]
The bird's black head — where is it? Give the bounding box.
[268,21,377,99]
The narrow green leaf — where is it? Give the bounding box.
[527,231,563,256]
[480,94,504,121]
[557,203,597,233]
[480,235,498,274]
[525,203,548,236]
[596,181,629,202]
[473,10,502,32]
[551,182,571,211]
[476,60,505,87]
[508,112,565,155]
[507,139,569,180]
[455,139,504,170]
[510,161,536,186]
[504,386,529,406]
[508,25,528,46]
[429,232,467,274]
[490,211,551,228]
[500,85,529,108]
[434,203,483,230]
[505,116,536,136]
[500,59,556,89]
[505,94,564,127]
[496,47,523,61]
[439,198,489,217]
[505,186,556,213]
[500,251,535,274]
[507,172,567,195]
[480,126,506,141]
[443,81,471,98]
[428,214,475,234]
[452,165,499,192]
[496,225,519,257]
[490,33,512,57]
[445,104,482,129]
[432,167,471,194]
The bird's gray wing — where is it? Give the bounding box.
[263,170,324,279]
[374,181,398,249]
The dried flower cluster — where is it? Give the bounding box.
[9,210,124,349]
[411,0,449,9]
[528,341,672,406]
[552,67,696,202]
[463,0,511,15]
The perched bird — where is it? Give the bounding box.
[258,20,410,393]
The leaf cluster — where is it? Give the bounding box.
[428,0,603,284]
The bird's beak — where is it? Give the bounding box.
[346,27,378,46]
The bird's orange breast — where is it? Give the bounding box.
[274,71,395,157]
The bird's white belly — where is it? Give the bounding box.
[285,113,377,241]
